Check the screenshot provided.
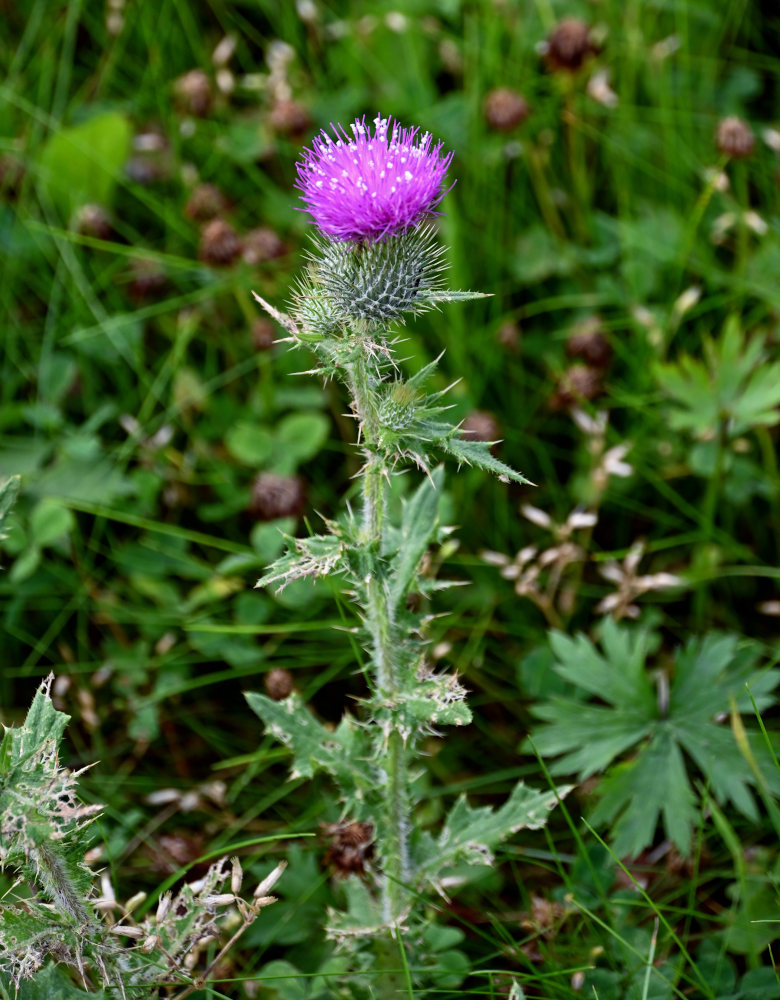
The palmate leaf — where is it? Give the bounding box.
[589,727,699,858]
[245,692,374,810]
[655,316,780,438]
[529,622,780,856]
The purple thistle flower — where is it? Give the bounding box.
[295,114,454,243]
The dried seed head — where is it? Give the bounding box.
[264,667,294,700]
[716,116,755,159]
[125,891,147,914]
[544,18,594,73]
[230,857,243,895]
[185,183,229,222]
[174,69,213,117]
[269,98,312,136]
[251,318,277,351]
[484,88,530,131]
[462,410,500,443]
[253,860,287,898]
[149,832,206,876]
[497,320,520,351]
[249,473,306,521]
[125,156,164,186]
[156,890,172,924]
[128,259,169,301]
[321,821,374,877]
[0,153,25,199]
[550,365,603,409]
[242,226,286,265]
[566,317,612,369]
[199,218,243,266]
[74,203,113,240]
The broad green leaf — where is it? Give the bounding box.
[275,411,330,466]
[225,422,275,465]
[530,624,780,855]
[29,499,75,547]
[530,698,653,778]
[591,727,698,857]
[37,111,132,218]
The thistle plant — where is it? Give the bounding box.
[247,115,565,994]
[0,672,285,999]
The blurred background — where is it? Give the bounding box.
[3,1,780,996]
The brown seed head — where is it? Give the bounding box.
[321,821,374,877]
[716,116,755,159]
[251,318,277,351]
[174,69,213,117]
[185,183,229,222]
[566,317,612,369]
[462,410,501,443]
[74,203,113,240]
[125,157,164,186]
[484,88,530,131]
[269,99,312,137]
[0,153,25,199]
[545,18,594,73]
[242,226,286,265]
[550,365,603,410]
[128,259,169,301]
[250,472,306,521]
[264,667,294,700]
[199,218,243,266]
[497,320,520,351]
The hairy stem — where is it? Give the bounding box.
[347,347,410,986]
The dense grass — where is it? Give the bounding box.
[3,0,780,997]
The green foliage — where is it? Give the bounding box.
[530,620,780,856]
[245,691,374,811]
[655,317,780,438]
[37,112,132,218]
[414,781,567,887]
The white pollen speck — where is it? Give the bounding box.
[404,170,413,181]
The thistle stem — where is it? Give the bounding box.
[347,347,410,987]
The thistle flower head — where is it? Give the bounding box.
[295,114,454,242]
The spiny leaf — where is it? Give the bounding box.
[245,692,373,808]
[441,435,532,485]
[416,781,566,880]
[256,532,347,591]
[386,466,444,613]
